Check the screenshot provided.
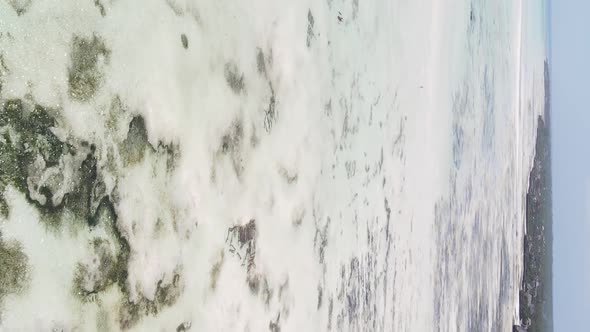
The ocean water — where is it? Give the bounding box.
[0,0,546,331]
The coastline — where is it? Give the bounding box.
[515,59,553,332]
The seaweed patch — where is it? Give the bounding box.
[263,84,277,133]
[121,115,151,165]
[118,269,184,330]
[209,251,224,290]
[226,219,260,293]
[73,237,119,300]
[7,0,32,16]
[306,10,315,48]
[0,236,29,310]
[176,321,192,331]
[256,48,266,75]
[224,62,245,94]
[0,99,110,231]
[0,93,188,329]
[0,54,9,94]
[68,34,110,102]
[0,100,67,218]
[219,118,245,177]
[94,0,106,16]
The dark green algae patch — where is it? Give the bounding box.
[68,34,110,102]
[121,115,150,165]
[0,99,68,219]
[118,270,184,330]
[0,97,183,329]
[0,234,30,313]
[0,99,177,225]
[72,197,130,300]
[72,194,183,330]
[0,99,108,231]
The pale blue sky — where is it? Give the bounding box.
[551,0,590,330]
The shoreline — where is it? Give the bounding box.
[514,59,553,332]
